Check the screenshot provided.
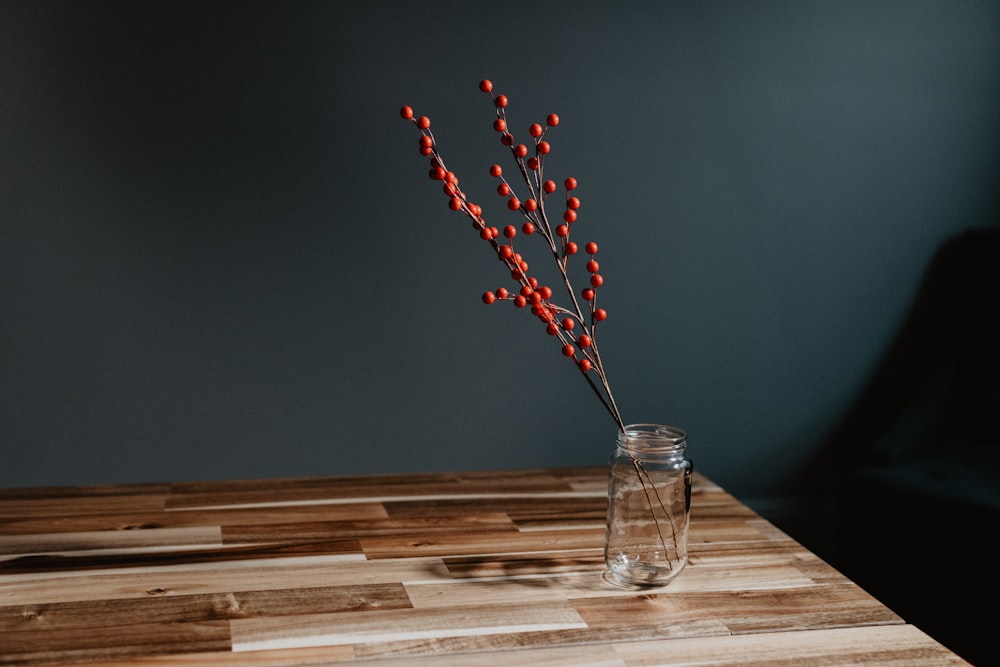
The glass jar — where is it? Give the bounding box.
[604,424,692,588]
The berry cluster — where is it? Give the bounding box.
[400,80,623,430]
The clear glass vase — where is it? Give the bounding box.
[604,424,692,588]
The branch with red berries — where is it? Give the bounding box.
[400,79,625,432]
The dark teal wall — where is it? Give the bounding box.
[2,1,998,498]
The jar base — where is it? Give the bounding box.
[602,561,686,589]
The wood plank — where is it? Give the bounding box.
[220,514,517,543]
[0,490,169,519]
[0,502,390,535]
[0,526,222,555]
[230,600,588,652]
[611,624,970,666]
[346,623,729,662]
[2,618,231,665]
[0,555,439,605]
[360,526,604,559]
[165,469,587,510]
[568,583,901,633]
[0,538,363,575]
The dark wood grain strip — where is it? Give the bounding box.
[360,527,604,560]
[442,551,605,578]
[383,496,604,521]
[0,492,170,520]
[0,539,363,574]
[0,483,172,500]
[0,583,411,631]
[0,526,221,555]
[1,619,231,665]
[220,514,517,544]
[165,470,583,510]
[0,502,390,536]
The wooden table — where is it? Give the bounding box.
[0,467,969,666]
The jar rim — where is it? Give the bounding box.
[617,423,687,451]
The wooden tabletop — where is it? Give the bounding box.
[0,467,968,666]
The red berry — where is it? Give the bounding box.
[578,335,592,349]
[537,141,550,154]
[514,295,527,308]
[529,123,543,137]
[500,245,513,259]
[565,241,578,255]
[482,291,496,304]
[578,359,591,372]
[526,157,539,171]
[514,144,528,158]
[507,197,521,211]
[547,113,559,126]
[519,260,528,272]
[538,286,553,299]
[556,224,569,237]
[400,106,414,119]
[582,288,595,301]
[497,182,510,196]
[503,225,516,238]
[528,276,538,288]
[493,118,507,132]
[546,323,559,336]
[564,177,577,190]
[586,260,600,273]
[594,308,608,321]
[495,94,508,108]
[585,241,599,255]
[419,145,433,156]
[590,273,604,287]
[496,287,509,299]
[567,196,581,210]
[520,284,534,298]
[524,198,537,212]
[489,164,502,177]
[542,180,557,194]
[562,344,575,357]
[522,222,535,235]
[480,227,493,240]
[479,79,493,92]
[563,209,577,223]
[417,116,431,129]
[500,133,514,146]
[561,318,575,331]
[430,166,447,180]
[448,197,462,211]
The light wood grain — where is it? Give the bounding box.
[0,468,969,665]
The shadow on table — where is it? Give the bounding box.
[793,226,1000,666]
